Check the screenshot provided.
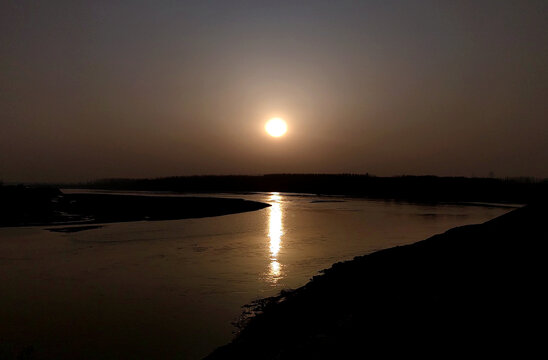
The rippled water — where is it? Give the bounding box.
[0,192,513,359]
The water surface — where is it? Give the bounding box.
[0,192,513,359]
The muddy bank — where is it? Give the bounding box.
[206,203,547,359]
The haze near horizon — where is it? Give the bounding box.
[2,1,547,183]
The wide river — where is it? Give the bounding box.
[0,191,514,359]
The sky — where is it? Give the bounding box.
[1,0,547,182]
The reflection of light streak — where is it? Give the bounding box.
[267,193,284,284]
[270,260,281,278]
[269,203,282,257]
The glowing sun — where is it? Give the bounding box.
[265,118,287,137]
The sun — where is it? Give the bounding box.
[265,118,287,137]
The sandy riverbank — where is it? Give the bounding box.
[206,203,547,359]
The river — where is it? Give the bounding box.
[0,191,514,359]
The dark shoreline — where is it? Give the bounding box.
[76,174,548,204]
[206,203,547,359]
[0,188,270,229]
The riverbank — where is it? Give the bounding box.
[0,186,270,228]
[206,203,547,359]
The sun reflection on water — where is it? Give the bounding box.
[267,193,284,284]
[270,260,281,278]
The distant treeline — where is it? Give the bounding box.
[76,174,548,204]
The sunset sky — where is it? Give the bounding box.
[2,0,547,182]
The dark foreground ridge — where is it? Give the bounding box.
[206,203,547,359]
[0,186,270,227]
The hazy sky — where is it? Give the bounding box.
[2,0,547,182]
